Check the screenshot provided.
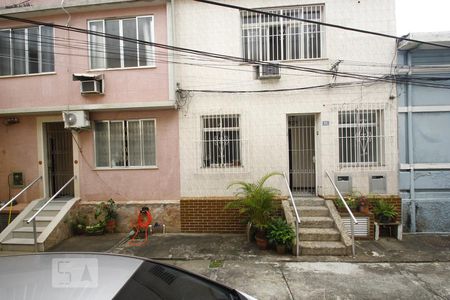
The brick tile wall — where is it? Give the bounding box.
[180,197,284,233]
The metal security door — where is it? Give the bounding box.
[45,122,74,198]
[288,115,316,195]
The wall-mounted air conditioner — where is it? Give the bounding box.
[257,63,281,79]
[73,73,104,95]
[81,80,102,94]
[63,111,91,129]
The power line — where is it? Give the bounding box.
[1,15,449,90]
[194,0,450,50]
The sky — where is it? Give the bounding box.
[396,0,450,35]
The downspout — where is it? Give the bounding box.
[406,50,416,232]
[168,0,177,107]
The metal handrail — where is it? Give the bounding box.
[27,176,76,252]
[0,176,42,213]
[282,172,301,257]
[325,171,358,257]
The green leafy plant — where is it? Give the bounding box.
[95,199,118,222]
[373,199,397,222]
[85,221,106,235]
[68,212,88,235]
[226,172,282,232]
[335,195,358,210]
[267,217,295,246]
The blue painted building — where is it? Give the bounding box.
[397,32,450,232]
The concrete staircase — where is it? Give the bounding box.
[294,197,350,256]
[0,197,79,252]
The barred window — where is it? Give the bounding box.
[241,5,324,62]
[94,119,156,168]
[0,26,54,76]
[338,110,384,166]
[202,115,241,168]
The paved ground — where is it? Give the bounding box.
[2,233,450,299]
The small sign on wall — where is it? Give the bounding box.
[322,121,330,126]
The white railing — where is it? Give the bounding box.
[325,171,358,257]
[0,176,42,213]
[26,176,76,252]
[283,172,301,257]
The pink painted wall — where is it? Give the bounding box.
[0,116,41,203]
[0,4,169,110]
[78,110,180,202]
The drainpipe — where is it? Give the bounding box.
[168,0,177,106]
[406,50,416,232]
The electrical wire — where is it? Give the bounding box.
[1,15,449,89]
[194,0,450,50]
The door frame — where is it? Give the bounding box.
[37,116,80,199]
[286,113,318,196]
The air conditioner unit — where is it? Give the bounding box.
[257,63,281,79]
[80,80,102,94]
[62,111,91,129]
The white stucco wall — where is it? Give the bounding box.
[174,0,398,197]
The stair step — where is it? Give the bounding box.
[299,241,348,256]
[2,238,35,245]
[22,216,54,227]
[294,198,325,206]
[12,227,46,239]
[297,206,329,217]
[1,238,37,251]
[301,217,335,228]
[299,228,341,241]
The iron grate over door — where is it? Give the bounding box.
[288,115,316,195]
[45,122,74,198]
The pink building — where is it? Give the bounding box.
[0,0,180,243]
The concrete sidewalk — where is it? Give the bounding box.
[3,233,449,299]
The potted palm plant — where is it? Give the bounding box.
[226,172,282,250]
[373,199,398,223]
[267,217,295,254]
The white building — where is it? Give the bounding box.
[174,0,398,198]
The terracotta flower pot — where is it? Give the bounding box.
[255,235,268,250]
[276,244,286,255]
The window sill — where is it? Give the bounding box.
[0,72,56,79]
[239,57,329,66]
[94,166,158,171]
[88,65,156,72]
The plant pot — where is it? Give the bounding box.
[105,219,117,233]
[378,215,392,223]
[276,244,286,255]
[359,205,370,214]
[255,235,268,250]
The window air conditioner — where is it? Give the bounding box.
[63,111,91,129]
[80,80,102,94]
[257,63,281,79]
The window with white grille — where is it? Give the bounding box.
[94,119,156,168]
[201,114,241,168]
[0,26,54,76]
[338,109,385,167]
[88,16,154,70]
[241,5,324,62]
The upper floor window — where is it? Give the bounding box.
[338,109,385,167]
[94,119,156,168]
[88,16,154,70]
[0,25,54,76]
[241,5,324,62]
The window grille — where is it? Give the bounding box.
[0,26,54,76]
[201,114,242,169]
[241,5,324,62]
[94,119,156,168]
[338,108,385,167]
[88,16,154,70]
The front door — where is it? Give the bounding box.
[45,122,74,198]
[288,115,316,195]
